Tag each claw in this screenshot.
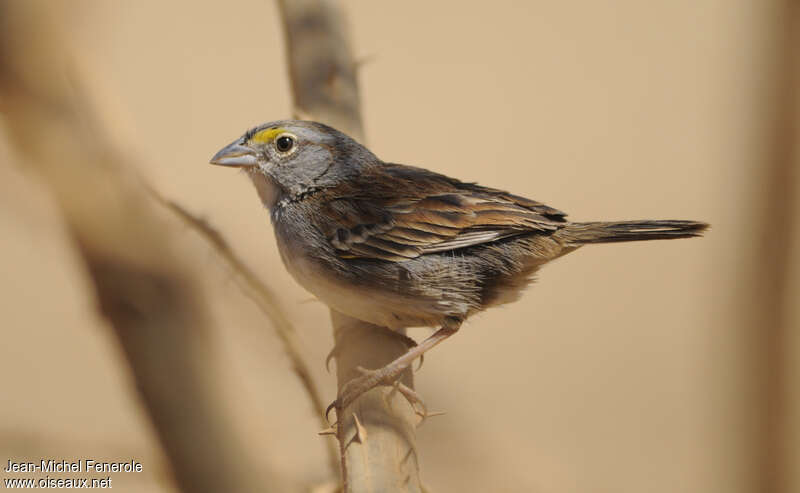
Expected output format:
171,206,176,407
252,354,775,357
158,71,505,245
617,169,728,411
325,345,341,373
325,400,337,423
390,382,445,425
393,382,426,417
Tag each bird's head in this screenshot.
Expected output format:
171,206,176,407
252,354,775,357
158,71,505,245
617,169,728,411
210,120,374,207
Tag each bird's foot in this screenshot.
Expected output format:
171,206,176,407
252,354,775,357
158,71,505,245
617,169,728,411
326,364,407,420
388,381,445,425
325,323,460,421
325,366,443,425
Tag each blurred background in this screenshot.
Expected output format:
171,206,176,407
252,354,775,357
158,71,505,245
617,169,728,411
0,1,797,492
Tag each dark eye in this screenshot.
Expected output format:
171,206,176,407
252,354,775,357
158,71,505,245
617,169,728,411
275,135,295,153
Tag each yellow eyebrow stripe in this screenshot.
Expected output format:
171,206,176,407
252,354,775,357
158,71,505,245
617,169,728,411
249,127,286,144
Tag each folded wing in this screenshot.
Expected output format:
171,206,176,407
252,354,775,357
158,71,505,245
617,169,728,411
321,164,567,262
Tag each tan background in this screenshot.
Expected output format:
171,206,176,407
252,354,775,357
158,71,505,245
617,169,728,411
1,1,797,492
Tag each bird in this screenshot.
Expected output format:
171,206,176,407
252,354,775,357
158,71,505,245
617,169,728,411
210,120,707,413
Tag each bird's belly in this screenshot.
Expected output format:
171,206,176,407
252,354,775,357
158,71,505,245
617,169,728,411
276,242,443,329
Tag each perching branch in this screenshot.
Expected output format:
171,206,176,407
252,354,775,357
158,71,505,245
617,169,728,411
277,0,423,491
0,3,296,492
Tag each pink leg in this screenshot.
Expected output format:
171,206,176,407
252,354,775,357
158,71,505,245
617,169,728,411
328,321,461,418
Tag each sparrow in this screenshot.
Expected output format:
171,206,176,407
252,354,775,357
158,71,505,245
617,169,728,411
211,120,707,412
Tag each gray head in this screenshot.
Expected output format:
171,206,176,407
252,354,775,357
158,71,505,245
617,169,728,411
210,120,377,208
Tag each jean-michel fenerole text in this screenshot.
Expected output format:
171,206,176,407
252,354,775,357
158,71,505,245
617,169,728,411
5,458,143,473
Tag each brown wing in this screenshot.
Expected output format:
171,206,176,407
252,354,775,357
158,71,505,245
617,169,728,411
320,163,567,262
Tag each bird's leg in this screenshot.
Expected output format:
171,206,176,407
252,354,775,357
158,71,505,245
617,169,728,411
328,318,461,419
326,325,419,373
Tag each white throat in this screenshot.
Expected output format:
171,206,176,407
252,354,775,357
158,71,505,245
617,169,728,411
247,170,280,209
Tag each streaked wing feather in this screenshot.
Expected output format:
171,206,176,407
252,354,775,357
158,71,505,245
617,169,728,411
322,164,566,261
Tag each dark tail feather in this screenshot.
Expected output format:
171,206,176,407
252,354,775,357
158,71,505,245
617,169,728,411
561,220,709,244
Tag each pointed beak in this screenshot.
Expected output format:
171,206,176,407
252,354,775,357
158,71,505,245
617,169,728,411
210,138,258,167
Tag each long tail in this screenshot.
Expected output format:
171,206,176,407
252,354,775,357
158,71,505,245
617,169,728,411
560,220,709,244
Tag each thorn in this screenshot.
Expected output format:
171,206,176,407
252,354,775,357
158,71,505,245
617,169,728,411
353,413,367,443
415,354,424,372
318,423,337,436
325,346,340,373
414,411,446,429
354,52,378,70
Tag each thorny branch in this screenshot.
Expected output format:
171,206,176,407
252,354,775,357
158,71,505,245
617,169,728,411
277,1,423,491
